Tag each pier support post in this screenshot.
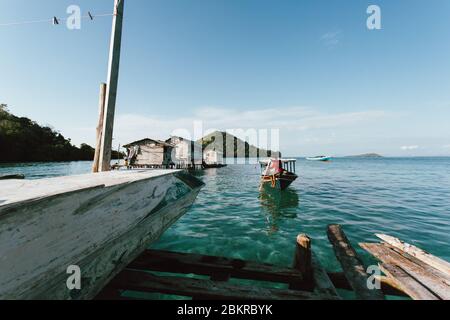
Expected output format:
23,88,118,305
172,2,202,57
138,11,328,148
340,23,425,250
290,234,313,290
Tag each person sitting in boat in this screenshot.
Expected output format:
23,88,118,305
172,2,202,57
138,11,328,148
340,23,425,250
263,159,284,176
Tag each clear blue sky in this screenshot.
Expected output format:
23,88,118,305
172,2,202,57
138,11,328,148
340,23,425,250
1,0,450,156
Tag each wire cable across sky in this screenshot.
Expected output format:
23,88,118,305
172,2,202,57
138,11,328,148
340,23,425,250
0,12,113,27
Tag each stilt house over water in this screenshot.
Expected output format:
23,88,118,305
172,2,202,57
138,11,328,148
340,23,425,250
166,136,203,169
203,148,224,166
123,138,175,168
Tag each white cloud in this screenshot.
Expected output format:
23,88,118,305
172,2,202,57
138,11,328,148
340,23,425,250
112,106,386,149
443,144,450,149
401,145,419,151
320,30,342,47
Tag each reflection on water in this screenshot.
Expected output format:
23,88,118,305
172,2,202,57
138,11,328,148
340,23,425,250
259,187,299,234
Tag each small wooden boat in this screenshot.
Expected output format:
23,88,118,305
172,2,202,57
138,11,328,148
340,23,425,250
202,161,227,169
306,156,331,162
0,169,204,300
0,174,25,180
259,159,298,191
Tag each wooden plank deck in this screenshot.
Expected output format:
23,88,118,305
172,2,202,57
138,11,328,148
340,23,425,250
127,249,304,284
327,271,408,297
97,229,422,300
360,243,450,300
376,234,450,277
101,270,338,300
379,263,439,300
92,226,447,301
96,236,342,300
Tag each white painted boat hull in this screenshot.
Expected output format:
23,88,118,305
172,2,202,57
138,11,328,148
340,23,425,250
306,157,331,162
0,170,204,300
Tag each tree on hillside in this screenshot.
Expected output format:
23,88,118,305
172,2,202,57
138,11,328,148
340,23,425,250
0,105,96,163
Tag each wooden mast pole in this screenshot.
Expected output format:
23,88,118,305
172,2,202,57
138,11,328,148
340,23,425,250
92,83,107,173
99,0,125,172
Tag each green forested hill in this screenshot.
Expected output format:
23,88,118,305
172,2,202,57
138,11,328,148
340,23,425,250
0,104,95,163
199,131,282,158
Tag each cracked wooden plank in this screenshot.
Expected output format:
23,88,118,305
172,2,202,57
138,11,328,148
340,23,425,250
379,263,438,300
376,234,450,278
360,243,450,300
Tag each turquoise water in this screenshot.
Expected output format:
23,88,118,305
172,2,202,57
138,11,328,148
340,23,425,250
1,158,449,296
153,157,450,273
0,162,93,179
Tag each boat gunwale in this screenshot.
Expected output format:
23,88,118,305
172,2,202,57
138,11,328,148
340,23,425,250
0,170,183,215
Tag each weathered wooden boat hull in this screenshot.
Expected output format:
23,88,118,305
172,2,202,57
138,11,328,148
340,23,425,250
0,170,204,300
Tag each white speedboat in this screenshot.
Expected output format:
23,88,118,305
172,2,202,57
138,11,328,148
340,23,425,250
306,156,331,162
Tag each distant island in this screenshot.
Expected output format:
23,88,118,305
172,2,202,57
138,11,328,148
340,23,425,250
0,104,120,163
345,153,384,158
198,131,281,158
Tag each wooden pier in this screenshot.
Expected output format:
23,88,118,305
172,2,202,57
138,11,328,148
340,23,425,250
97,225,449,300
96,247,339,300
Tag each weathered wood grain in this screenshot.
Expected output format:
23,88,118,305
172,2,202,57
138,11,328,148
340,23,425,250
376,234,450,278
107,270,339,300
387,246,450,286
311,254,339,298
92,82,107,173
0,170,175,210
99,0,125,172
293,235,312,279
327,272,408,297
327,225,384,300
360,243,450,300
0,170,203,300
379,263,439,300
127,249,303,284
290,234,313,290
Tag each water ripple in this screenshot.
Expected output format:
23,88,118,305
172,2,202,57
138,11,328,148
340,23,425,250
154,157,450,268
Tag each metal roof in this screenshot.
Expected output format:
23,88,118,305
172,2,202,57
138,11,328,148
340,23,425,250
123,138,175,148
